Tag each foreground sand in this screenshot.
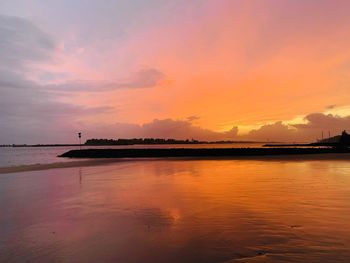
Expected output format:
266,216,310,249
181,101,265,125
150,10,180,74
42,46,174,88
1,153,350,174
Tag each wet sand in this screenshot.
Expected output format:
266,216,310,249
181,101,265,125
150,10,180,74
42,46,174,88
1,158,350,262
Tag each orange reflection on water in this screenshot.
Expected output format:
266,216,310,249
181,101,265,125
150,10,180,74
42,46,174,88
1,159,350,262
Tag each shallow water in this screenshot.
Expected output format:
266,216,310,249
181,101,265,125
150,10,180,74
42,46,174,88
0,143,264,167
1,159,350,262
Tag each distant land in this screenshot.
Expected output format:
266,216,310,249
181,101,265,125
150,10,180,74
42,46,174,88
84,138,264,145
2,131,349,148
57,133,350,159
0,138,267,147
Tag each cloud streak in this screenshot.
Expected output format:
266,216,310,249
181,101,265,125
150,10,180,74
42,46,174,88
47,68,165,92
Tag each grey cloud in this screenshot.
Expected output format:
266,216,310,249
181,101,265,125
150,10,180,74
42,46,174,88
140,119,237,141
187,115,200,122
0,85,114,143
0,14,55,69
244,113,350,142
223,126,239,138
293,113,350,133
119,68,165,89
0,14,56,90
0,69,34,89
326,104,337,110
244,121,296,142
48,68,165,92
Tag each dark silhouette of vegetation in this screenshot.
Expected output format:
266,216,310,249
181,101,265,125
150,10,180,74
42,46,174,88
0,140,263,148
84,138,263,146
85,138,201,145
340,130,350,145
265,131,350,148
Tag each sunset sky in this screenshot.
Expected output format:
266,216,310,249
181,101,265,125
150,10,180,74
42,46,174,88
1,0,350,143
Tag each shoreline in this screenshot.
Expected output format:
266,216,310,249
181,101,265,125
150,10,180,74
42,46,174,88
1,152,350,175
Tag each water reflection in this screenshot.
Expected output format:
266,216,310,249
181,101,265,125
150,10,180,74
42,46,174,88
78,167,82,187
1,159,350,262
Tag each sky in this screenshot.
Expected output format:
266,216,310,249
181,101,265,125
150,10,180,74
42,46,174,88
1,0,350,144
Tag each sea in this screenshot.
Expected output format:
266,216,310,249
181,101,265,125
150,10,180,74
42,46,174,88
0,143,264,167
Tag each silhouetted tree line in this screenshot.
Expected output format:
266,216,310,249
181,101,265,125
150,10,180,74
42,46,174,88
85,138,201,145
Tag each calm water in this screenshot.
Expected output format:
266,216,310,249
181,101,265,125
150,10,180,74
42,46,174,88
0,143,264,167
1,159,350,262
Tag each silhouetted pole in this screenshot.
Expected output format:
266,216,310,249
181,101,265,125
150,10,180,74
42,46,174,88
78,132,82,150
